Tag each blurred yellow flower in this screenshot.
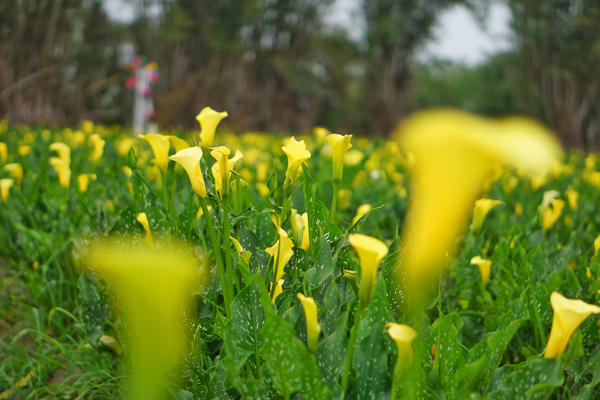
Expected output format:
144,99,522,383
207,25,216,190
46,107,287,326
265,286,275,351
344,149,364,167
49,142,71,188
89,240,198,400
313,127,330,147
256,182,270,197
77,173,91,192
0,142,6,163
196,107,227,147
137,212,153,249
514,202,523,217
470,199,502,232
352,204,372,225
141,134,170,172
297,293,321,353
327,133,352,183
385,322,417,382
539,193,565,231
0,178,13,201
566,186,579,211
396,109,562,301
545,292,600,358
18,145,32,157
282,137,311,197
348,234,388,308
265,227,294,283
81,120,94,135
117,137,136,157
89,134,106,166
470,256,491,286
4,163,23,185
169,146,206,198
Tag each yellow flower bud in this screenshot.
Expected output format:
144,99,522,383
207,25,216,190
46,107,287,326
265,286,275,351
385,322,417,382
545,292,600,358
196,107,228,147
470,199,502,232
327,133,352,183
140,134,170,172
169,146,206,198
470,256,491,286
0,178,13,201
348,234,389,308
137,212,153,249
282,137,311,197
297,293,321,353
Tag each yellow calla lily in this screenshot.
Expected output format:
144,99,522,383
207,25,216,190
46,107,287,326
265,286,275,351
297,293,321,353
271,279,284,303
167,136,190,153
141,134,170,172
77,173,91,192
282,137,311,197
566,186,579,211
470,199,502,232
18,145,32,157
196,107,228,147
301,212,310,251
4,163,23,185
49,142,71,188
230,236,251,264
538,192,565,231
211,147,243,198
545,292,600,358
352,204,372,225
470,256,491,286
89,240,198,400
169,146,206,198
327,133,352,183
385,322,417,382
0,142,7,163
1,178,13,201
289,209,305,245
265,227,295,283
348,234,389,308
137,212,154,249
396,109,562,301
88,133,105,166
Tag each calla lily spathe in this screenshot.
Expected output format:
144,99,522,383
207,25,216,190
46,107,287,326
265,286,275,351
282,137,311,197
169,146,206,198
0,143,7,163
90,240,198,400
470,199,502,232
539,191,565,231
386,322,417,382
167,136,190,153
0,178,13,201
301,212,310,250
141,134,170,172
4,163,23,185
297,293,321,353
348,234,389,308
49,142,71,188
265,227,294,283
196,107,228,147
211,146,243,198
545,292,600,358
397,109,562,301
327,133,352,183
470,256,491,286
137,212,154,249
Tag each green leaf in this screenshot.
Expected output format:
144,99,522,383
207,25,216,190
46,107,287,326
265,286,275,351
305,228,334,293
316,310,348,398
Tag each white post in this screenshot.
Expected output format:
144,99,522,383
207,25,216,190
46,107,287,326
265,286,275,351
132,67,149,136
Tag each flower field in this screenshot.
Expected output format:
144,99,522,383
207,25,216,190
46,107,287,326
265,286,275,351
2,110,600,400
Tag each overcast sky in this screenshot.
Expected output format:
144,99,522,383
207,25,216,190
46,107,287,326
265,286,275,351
103,0,513,66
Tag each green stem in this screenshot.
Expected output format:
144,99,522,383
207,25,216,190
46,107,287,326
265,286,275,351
200,197,231,317
342,305,363,392
170,166,178,215
330,181,339,222
390,379,397,400
161,169,169,215
222,195,240,294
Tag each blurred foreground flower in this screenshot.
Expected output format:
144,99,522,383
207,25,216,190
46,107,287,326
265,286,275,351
89,240,198,400
545,292,600,358
397,109,562,303
196,107,227,147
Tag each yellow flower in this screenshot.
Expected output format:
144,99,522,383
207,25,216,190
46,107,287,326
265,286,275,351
49,142,71,188
0,142,6,163
297,293,321,353
327,133,352,183
348,234,389,308
470,199,502,232
211,147,243,198
77,173,91,192
515,202,523,216
593,235,600,261
4,163,23,185
265,228,295,283
256,182,270,197
352,204,372,225
544,292,600,358
141,134,170,172
1,178,13,201
169,146,206,198
117,137,136,157
271,279,284,303
538,192,565,231
566,186,579,211
88,134,106,166
289,209,305,245
137,212,154,249
282,137,311,197
470,256,491,286
257,162,269,182
18,145,32,157
167,136,190,153
385,322,417,382
301,213,310,251
313,127,330,147
396,109,562,300
196,107,228,147
89,240,198,400
344,149,364,166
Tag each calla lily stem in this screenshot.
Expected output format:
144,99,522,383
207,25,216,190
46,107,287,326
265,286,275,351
342,305,363,392
200,197,231,317
330,181,339,222
222,195,240,294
